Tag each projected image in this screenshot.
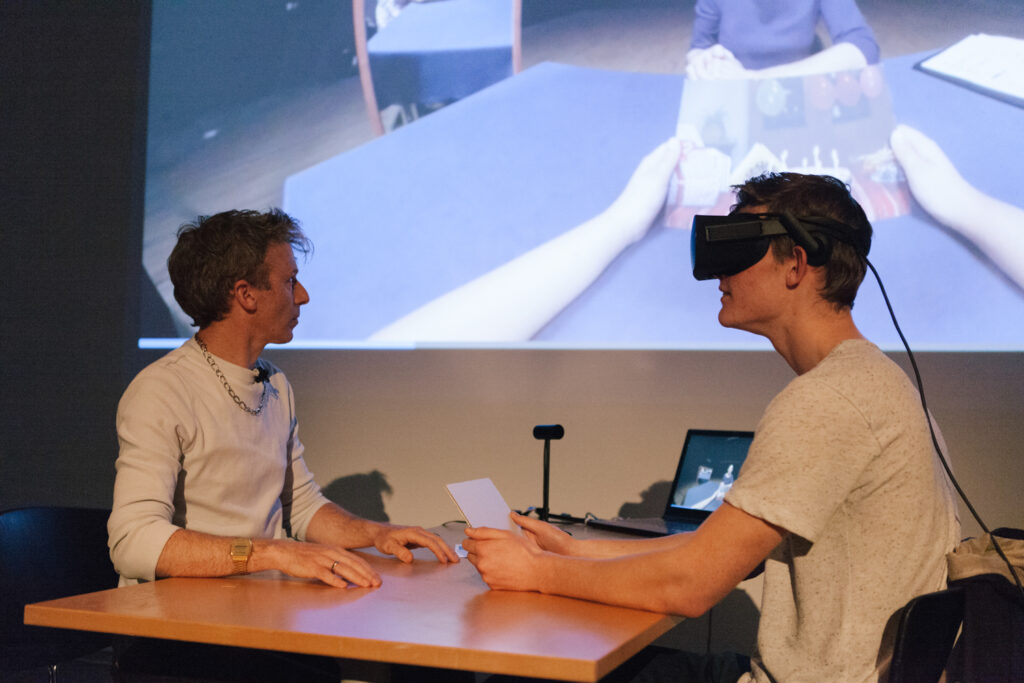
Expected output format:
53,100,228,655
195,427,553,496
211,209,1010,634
665,66,908,228
140,1,1024,350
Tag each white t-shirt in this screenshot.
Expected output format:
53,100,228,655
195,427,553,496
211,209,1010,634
727,340,960,682
108,339,329,584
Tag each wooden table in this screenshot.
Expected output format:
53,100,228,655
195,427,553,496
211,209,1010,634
24,526,680,681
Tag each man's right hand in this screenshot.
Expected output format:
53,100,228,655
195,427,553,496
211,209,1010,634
254,538,381,588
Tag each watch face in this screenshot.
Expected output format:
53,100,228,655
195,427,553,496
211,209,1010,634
231,539,251,556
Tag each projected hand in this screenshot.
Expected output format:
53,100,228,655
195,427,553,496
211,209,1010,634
891,124,1024,291
686,45,748,80
604,136,683,243
890,124,975,229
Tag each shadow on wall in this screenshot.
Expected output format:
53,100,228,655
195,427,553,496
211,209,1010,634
654,586,761,655
322,470,393,522
618,480,673,518
710,585,760,653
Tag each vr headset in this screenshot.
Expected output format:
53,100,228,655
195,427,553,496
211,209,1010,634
690,212,872,280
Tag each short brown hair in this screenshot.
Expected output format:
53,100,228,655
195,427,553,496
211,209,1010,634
731,173,872,310
168,209,312,329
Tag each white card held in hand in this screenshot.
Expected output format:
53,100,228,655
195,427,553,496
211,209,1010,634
446,477,519,533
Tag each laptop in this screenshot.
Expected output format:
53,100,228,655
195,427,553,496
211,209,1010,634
586,429,755,537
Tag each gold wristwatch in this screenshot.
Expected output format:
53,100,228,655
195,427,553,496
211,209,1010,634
230,537,253,575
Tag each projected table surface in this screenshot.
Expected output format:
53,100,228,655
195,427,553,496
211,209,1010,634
24,529,680,682
283,52,1024,349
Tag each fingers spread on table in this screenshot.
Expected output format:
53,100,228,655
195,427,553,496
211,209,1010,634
378,527,459,564
400,526,460,563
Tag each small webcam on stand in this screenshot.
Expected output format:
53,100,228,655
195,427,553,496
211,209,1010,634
532,424,564,522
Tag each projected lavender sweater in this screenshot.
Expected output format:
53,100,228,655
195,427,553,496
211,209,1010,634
690,0,880,70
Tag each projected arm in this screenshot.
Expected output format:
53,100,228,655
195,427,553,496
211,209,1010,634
891,124,1024,292
687,42,868,80
685,44,747,80
750,42,868,79
369,138,682,343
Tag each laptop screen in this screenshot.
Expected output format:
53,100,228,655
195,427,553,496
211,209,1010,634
666,429,754,516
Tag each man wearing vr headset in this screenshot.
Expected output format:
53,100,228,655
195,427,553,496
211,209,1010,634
465,172,960,682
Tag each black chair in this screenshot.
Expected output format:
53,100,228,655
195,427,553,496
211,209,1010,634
0,506,118,682
889,585,965,683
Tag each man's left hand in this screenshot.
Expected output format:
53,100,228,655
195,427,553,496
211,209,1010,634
372,524,460,564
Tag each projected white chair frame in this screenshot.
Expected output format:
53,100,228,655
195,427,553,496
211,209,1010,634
353,0,522,135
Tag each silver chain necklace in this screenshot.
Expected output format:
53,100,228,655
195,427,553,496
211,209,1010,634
194,334,268,416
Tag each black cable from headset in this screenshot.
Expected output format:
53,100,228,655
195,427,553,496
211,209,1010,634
866,258,1024,597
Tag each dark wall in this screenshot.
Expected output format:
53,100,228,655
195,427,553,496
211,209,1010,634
148,0,355,152
523,0,680,25
0,3,150,509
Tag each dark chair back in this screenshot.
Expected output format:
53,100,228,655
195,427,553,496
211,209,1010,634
889,585,964,683
0,506,118,674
